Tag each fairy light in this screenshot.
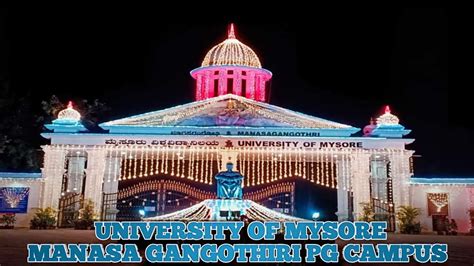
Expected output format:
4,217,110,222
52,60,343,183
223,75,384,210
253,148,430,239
149,145,155,175
133,146,139,179
138,146,144,178
316,151,320,184
156,147,162,174
256,148,261,185
201,24,262,68
106,147,112,182
289,148,293,177
200,148,205,183
204,148,209,184
57,101,81,121
164,147,169,175
182,146,187,178
103,94,350,130
176,148,181,178
310,149,315,183
126,148,132,179
143,146,149,177
113,148,120,182
302,148,307,179
283,150,288,178
265,149,273,183
278,153,283,179
330,149,335,188
188,148,194,180
376,105,400,125
324,150,329,187
209,152,214,185
251,148,256,185
172,148,177,176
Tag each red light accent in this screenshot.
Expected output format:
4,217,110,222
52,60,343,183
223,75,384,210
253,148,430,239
67,101,73,108
384,105,391,114
228,23,236,39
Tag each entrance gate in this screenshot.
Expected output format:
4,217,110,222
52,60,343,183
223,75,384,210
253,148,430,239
57,193,84,227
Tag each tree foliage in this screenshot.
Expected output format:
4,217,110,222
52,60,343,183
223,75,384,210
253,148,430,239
0,81,110,171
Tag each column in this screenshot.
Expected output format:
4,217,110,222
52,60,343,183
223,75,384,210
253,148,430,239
218,70,226,96
84,148,107,214
40,145,67,209
196,74,203,100
247,72,256,99
233,71,241,96
335,155,350,221
370,157,389,201
351,152,371,220
389,150,413,208
204,71,211,99
66,154,87,193
102,150,122,220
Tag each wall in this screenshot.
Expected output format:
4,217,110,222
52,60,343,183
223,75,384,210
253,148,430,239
0,173,43,228
410,184,473,233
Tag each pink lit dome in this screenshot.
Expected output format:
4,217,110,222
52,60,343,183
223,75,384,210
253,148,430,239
191,24,272,102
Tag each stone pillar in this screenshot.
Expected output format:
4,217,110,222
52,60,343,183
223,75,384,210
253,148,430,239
336,155,350,221
84,149,107,213
41,146,67,209
389,150,413,208
351,152,371,219
65,154,87,194
370,157,389,201
102,153,122,220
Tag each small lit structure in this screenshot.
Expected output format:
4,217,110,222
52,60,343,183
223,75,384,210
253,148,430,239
44,101,86,133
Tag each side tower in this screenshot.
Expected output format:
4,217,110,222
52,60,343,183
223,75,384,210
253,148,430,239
191,24,272,102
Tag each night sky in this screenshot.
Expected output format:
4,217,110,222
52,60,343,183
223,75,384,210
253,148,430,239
1,8,462,177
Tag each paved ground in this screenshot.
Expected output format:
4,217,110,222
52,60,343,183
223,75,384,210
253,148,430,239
0,229,473,265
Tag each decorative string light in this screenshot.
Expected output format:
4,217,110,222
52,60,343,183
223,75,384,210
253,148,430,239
200,148,205,183
251,148,256,185
278,153,283,179
310,150,315,183
144,146,149,177
324,150,329,187
316,151,321,184
302,148,307,179
209,152,214,185
188,148,194,180
265,149,273,183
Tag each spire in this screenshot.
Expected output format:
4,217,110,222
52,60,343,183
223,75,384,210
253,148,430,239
384,105,391,114
67,101,73,109
228,23,236,39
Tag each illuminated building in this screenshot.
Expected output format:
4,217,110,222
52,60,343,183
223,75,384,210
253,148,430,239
0,25,472,233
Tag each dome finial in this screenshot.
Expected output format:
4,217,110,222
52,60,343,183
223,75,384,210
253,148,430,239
228,23,236,39
377,105,399,125
67,101,73,109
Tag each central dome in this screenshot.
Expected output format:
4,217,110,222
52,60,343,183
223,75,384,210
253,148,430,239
201,24,262,68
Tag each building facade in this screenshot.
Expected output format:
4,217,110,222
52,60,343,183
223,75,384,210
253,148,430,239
0,25,472,233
